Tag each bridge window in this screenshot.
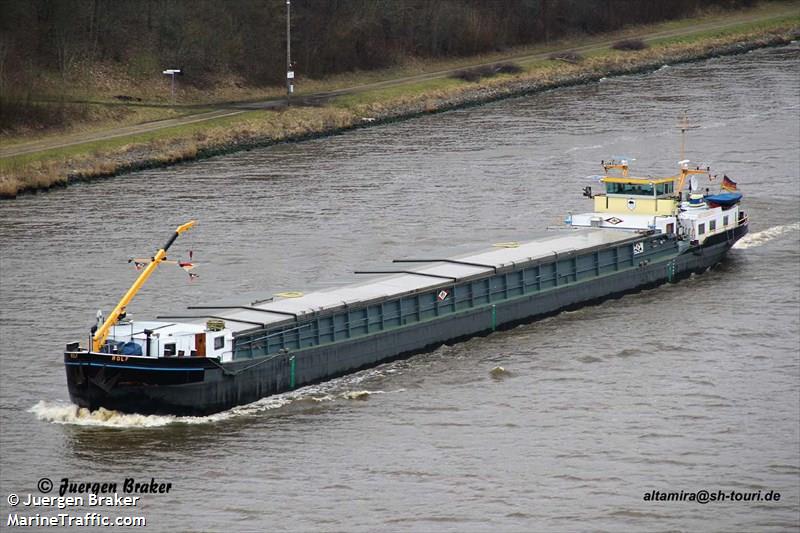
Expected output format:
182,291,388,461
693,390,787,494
214,336,225,350
709,220,716,231
655,182,674,196
698,223,706,235
723,215,729,226
606,182,654,196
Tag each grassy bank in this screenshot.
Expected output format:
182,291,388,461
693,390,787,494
1,6,798,199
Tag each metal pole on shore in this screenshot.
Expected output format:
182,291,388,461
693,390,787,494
286,0,292,106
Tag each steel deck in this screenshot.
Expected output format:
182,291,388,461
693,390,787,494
156,228,638,333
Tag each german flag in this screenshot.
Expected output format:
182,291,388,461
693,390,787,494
721,175,738,192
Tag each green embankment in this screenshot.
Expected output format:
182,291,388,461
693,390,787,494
1,3,798,199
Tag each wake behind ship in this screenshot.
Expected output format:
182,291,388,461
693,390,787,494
64,157,748,415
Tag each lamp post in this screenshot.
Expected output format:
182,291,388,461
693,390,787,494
286,0,293,105
162,69,181,104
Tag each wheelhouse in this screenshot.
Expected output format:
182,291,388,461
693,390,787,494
603,178,675,197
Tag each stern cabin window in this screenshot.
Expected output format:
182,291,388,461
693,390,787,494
164,343,176,356
709,220,716,231
698,223,706,235
214,336,225,350
723,215,729,226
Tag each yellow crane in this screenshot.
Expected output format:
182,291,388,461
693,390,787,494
92,220,196,352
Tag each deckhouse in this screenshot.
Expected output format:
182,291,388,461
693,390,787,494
567,158,744,244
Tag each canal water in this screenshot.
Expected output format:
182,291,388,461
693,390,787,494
1,44,798,531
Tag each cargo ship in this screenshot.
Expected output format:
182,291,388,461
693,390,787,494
64,158,747,415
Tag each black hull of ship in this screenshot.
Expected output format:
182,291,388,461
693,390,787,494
65,225,747,416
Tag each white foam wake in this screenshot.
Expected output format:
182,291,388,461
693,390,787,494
29,401,191,427
733,222,800,250
30,386,387,428
565,143,603,153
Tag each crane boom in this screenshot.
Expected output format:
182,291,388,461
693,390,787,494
92,220,196,352
675,166,710,196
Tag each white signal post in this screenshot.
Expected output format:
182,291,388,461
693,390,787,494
162,69,182,104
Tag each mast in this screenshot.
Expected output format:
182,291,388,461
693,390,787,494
675,112,703,196
679,112,688,162
92,220,196,352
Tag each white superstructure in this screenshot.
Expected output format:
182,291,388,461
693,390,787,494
567,158,743,244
